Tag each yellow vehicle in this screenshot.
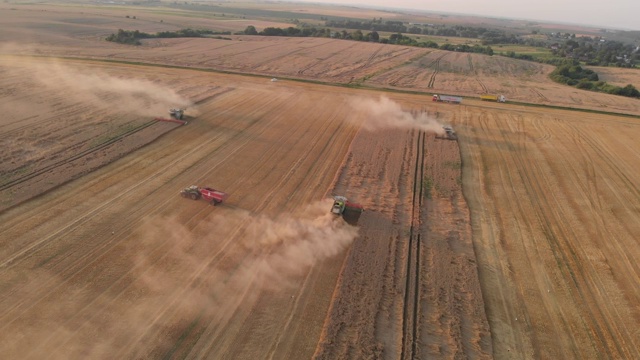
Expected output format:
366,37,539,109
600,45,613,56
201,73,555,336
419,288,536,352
480,94,506,102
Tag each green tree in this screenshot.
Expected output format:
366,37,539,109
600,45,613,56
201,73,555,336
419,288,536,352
244,25,258,35
351,30,363,41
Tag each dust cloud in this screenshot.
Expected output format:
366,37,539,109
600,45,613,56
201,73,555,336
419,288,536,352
3,200,357,358
240,199,358,288
9,55,190,117
135,199,357,295
350,95,445,134
124,199,359,354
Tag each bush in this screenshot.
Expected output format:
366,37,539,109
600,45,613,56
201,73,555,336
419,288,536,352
550,64,639,98
576,80,593,90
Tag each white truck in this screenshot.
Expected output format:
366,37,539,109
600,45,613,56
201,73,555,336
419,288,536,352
432,94,462,104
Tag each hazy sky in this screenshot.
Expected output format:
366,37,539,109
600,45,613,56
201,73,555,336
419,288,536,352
292,0,640,31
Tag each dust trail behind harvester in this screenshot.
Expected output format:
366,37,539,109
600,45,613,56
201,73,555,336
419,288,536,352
11,200,357,358
350,95,445,135
27,58,191,116
239,199,358,288
127,199,359,356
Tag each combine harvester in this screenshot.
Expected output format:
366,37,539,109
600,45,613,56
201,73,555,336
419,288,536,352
155,108,188,125
480,94,506,103
180,185,229,206
436,125,458,140
432,94,462,104
331,196,364,225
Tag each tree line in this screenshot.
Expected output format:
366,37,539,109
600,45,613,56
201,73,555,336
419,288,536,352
326,20,524,45
550,37,639,68
550,61,639,98
325,19,639,68
105,29,231,45
243,25,494,55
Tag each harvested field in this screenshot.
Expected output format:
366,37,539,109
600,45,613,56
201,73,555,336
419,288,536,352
457,103,640,358
0,56,490,358
2,3,640,360
590,66,640,88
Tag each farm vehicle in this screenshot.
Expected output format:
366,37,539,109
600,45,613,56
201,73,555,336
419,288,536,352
436,126,458,140
169,108,185,120
480,94,506,103
180,185,229,205
432,94,462,104
155,108,188,125
331,196,364,225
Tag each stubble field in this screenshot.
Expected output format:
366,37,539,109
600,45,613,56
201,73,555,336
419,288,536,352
1,3,640,359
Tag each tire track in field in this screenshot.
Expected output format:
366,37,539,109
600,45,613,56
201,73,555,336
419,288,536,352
245,38,336,73
363,44,385,67
531,88,549,102
468,54,488,93
400,130,425,360
297,47,347,76
339,47,418,83
339,44,386,81
427,52,449,89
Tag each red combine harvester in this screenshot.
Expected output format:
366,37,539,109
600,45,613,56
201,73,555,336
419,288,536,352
331,196,364,225
180,185,229,205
